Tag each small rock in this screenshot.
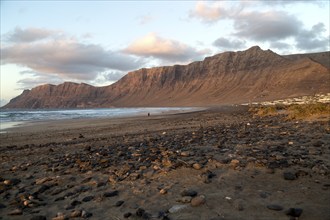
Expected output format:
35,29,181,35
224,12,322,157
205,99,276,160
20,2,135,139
136,208,145,217
81,210,93,218
123,212,132,218
115,200,124,207
283,171,297,180
191,195,206,207
159,189,167,194
8,208,23,215
103,190,119,197
230,159,240,168
180,151,190,157
82,196,94,202
35,177,51,185
71,200,82,206
181,189,197,197
286,208,303,217
267,204,284,211
193,163,202,170
177,196,192,203
30,216,47,220
70,210,82,218
168,205,188,213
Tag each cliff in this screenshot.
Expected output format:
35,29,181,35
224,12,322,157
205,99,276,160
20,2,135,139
3,46,330,109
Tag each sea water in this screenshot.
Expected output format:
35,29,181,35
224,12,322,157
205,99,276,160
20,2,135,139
0,107,195,132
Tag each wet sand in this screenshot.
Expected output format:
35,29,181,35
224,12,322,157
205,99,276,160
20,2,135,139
0,106,329,220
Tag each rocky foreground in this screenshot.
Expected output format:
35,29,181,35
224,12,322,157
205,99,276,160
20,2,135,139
0,106,329,220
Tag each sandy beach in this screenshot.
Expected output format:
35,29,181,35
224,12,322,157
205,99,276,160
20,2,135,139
0,106,329,220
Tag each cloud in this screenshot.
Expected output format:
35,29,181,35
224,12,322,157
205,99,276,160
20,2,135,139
233,11,301,41
189,1,226,23
1,27,144,83
213,37,246,50
295,23,330,51
190,1,329,53
4,27,57,43
123,33,207,63
92,71,126,86
16,72,64,90
269,41,292,50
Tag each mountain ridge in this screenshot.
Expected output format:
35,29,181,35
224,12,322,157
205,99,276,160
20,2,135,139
3,46,330,109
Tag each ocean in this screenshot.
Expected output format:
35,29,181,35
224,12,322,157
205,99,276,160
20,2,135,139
0,107,195,132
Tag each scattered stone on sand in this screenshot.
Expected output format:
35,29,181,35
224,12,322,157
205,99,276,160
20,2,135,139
267,204,284,211
177,196,192,203
82,196,94,202
168,204,188,213
70,210,82,218
181,189,198,197
283,171,297,180
123,212,132,218
191,195,206,207
159,188,167,194
192,163,202,170
286,208,303,217
8,208,23,215
103,190,119,197
115,200,124,207
136,208,146,217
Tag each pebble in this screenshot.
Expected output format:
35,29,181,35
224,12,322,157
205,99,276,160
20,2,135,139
136,208,146,217
181,189,198,197
283,171,297,180
8,208,23,215
177,196,192,203
267,204,284,211
193,163,202,170
286,208,303,217
70,210,82,218
103,190,119,197
115,200,124,207
71,200,82,206
82,196,94,202
81,210,93,218
123,212,132,218
168,204,188,213
191,195,206,207
159,189,167,194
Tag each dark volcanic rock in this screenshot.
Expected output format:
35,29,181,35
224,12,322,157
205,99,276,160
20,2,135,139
181,189,198,197
286,208,303,217
283,171,297,180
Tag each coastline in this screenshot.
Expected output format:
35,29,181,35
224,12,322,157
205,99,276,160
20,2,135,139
0,107,205,134
0,105,329,219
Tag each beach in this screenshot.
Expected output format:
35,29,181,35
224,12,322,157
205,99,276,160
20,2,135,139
0,106,329,220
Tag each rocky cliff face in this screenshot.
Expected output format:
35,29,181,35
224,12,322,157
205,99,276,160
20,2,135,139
3,46,330,109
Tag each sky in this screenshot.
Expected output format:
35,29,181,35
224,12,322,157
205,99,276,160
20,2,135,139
1,0,329,106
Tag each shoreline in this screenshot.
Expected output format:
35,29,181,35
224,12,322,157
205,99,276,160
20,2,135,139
0,106,206,134
0,105,329,220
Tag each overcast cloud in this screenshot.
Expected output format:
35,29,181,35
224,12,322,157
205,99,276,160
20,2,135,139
213,37,246,50
190,1,329,52
4,27,57,43
1,27,144,89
